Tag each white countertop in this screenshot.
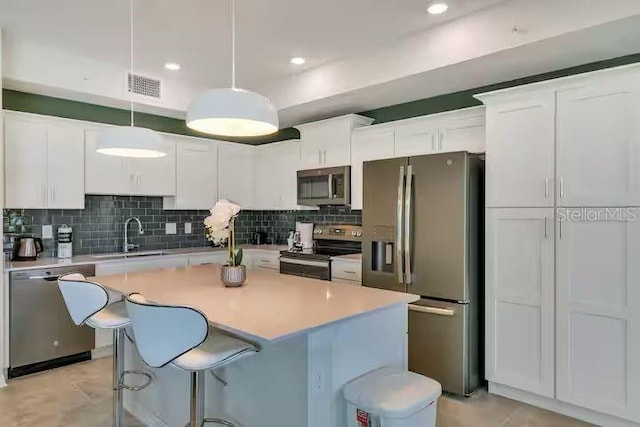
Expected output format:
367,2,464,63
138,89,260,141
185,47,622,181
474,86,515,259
4,245,288,272
94,264,417,343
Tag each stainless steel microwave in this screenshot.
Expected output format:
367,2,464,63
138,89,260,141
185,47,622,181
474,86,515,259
297,166,351,206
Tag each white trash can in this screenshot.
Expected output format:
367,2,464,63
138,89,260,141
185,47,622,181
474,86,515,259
343,367,442,427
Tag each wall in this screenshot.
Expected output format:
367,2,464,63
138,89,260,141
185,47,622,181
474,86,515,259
3,196,361,256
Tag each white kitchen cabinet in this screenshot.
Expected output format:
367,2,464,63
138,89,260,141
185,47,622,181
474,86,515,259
188,252,228,266
556,75,640,207
250,250,280,271
482,92,556,208
350,126,395,210
218,141,255,209
85,128,176,196
254,140,300,210
164,137,218,210
5,112,84,209
85,128,130,195
394,117,439,157
485,208,555,398
556,213,640,421
127,135,176,196
331,258,362,284
438,109,485,153
297,115,373,169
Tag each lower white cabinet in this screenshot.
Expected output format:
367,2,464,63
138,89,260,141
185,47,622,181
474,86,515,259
556,213,640,422
485,208,555,398
188,252,228,266
249,250,280,271
331,258,362,284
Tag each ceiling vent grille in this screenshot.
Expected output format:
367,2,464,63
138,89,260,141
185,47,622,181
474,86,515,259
127,73,161,99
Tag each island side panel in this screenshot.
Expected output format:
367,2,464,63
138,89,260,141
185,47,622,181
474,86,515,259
308,303,409,427
123,334,309,427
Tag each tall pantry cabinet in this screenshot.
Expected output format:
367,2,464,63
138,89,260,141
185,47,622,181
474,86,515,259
477,64,640,426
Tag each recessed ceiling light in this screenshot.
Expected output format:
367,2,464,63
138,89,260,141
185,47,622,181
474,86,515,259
427,2,448,14
164,62,181,71
290,57,306,65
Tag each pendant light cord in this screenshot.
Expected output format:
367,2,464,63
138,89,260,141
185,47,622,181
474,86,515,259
231,0,236,89
130,0,135,126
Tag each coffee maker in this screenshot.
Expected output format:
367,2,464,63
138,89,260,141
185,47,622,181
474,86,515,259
295,222,314,250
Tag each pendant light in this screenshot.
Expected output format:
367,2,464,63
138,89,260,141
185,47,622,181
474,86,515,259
186,0,279,137
96,0,166,158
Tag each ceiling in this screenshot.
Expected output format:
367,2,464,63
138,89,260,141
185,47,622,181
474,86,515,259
0,0,508,90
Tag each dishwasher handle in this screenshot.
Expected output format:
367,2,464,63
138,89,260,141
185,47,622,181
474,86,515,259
408,304,455,316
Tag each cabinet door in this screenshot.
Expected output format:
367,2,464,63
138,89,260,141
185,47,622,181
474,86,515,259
556,211,640,421
218,142,254,208
350,127,395,210
299,121,351,168
299,126,326,168
85,129,131,195
485,208,554,398
46,123,85,209
173,138,217,209
277,140,302,209
394,118,438,157
485,93,555,207
557,76,640,206
254,146,280,209
128,136,176,196
438,110,485,153
4,115,48,208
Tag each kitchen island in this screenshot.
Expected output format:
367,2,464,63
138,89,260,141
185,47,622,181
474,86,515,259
95,264,418,427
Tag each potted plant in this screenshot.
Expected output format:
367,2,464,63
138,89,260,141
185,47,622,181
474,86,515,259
204,199,246,287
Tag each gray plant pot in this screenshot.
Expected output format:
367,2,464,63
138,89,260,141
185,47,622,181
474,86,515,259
221,265,247,287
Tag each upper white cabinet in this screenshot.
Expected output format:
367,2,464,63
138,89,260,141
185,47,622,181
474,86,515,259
254,140,300,210
296,115,373,169
481,92,556,208
218,141,254,209
394,108,485,157
556,213,640,422
485,208,555,398
164,137,218,210
556,75,640,207
5,112,84,209
350,127,395,210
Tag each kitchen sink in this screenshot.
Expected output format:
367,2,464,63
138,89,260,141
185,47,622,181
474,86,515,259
91,251,167,260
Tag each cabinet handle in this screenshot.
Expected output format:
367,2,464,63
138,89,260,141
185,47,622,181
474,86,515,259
318,151,322,164
343,270,357,275
560,177,565,198
544,178,549,199
544,217,548,238
559,218,563,239
438,131,443,150
323,150,327,164
41,186,46,204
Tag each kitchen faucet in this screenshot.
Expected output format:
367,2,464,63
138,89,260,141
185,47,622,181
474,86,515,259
123,217,144,253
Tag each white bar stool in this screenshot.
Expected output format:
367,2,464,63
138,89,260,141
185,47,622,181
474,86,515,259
57,273,152,427
124,293,260,427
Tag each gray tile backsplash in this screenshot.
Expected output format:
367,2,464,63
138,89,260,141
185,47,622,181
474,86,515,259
3,196,361,257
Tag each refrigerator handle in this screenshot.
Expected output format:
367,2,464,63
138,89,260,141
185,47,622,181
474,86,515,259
408,304,455,316
397,166,405,284
328,174,334,199
404,164,413,285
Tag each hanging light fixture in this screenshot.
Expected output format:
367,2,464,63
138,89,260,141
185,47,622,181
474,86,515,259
96,0,166,158
186,0,279,137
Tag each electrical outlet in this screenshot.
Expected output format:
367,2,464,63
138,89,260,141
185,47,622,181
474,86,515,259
185,223,192,234
42,225,53,239
165,223,177,235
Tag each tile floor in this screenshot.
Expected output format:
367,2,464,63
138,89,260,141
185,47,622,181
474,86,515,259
0,356,595,427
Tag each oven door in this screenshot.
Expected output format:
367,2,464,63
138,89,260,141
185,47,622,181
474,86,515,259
279,257,331,281
297,166,350,206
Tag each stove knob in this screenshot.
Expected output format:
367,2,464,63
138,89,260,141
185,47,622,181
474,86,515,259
351,231,357,236
317,229,323,234
356,232,362,237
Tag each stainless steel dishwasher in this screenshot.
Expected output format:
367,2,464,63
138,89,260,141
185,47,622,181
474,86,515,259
9,264,96,378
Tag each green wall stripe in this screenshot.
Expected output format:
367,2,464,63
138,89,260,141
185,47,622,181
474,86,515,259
361,53,640,124
1,89,300,145
3,53,640,141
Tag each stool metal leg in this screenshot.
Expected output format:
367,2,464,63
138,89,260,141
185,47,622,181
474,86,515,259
113,328,125,427
189,371,205,427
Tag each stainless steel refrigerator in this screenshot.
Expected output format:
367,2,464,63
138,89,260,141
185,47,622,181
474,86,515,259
362,151,483,396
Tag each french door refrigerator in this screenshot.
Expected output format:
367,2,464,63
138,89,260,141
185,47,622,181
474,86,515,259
362,151,483,395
